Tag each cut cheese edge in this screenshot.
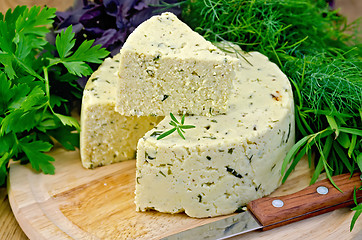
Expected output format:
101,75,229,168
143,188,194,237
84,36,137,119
135,47,295,218
116,12,237,117
80,54,163,168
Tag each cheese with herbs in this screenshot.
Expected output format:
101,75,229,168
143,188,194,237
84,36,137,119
80,54,163,169
115,12,237,117
135,49,295,218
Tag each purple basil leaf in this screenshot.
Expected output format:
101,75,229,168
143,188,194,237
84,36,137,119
103,0,120,16
133,1,148,11
80,5,117,30
54,3,95,30
77,76,88,88
79,4,104,22
119,0,139,18
84,27,107,36
72,23,84,34
129,7,157,28
94,28,127,48
109,44,123,56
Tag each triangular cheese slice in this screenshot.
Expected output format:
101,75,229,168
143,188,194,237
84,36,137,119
115,12,237,116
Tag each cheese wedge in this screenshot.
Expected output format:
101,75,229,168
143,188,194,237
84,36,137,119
116,12,237,117
80,54,163,168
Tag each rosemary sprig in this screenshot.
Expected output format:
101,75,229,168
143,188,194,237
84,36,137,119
157,113,195,140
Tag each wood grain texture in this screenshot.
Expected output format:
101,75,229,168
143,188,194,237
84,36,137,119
7,147,362,240
247,173,362,230
0,188,28,240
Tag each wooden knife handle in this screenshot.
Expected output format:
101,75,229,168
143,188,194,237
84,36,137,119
247,172,362,230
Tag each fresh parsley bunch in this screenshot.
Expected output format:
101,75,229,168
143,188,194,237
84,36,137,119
0,6,109,186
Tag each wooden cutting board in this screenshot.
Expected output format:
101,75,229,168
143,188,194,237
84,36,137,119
8,147,362,240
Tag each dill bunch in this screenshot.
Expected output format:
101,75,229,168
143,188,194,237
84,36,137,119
182,0,360,55
287,52,361,132
181,0,361,176
182,0,361,229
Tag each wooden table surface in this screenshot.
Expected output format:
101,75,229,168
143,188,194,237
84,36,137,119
0,0,361,239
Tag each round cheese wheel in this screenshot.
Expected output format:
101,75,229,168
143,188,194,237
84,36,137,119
135,48,295,218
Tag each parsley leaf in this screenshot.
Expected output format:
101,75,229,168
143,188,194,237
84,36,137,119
0,6,109,186
15,6,56,37
55,26,75,59
19,139,54,174
54,113,80,131
61,61,92,77
67,39,108,64
7,83,31,110
52,25,109,77
1,109,37,135
0,72,12,112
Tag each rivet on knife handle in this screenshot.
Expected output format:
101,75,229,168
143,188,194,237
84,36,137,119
247,172,362,231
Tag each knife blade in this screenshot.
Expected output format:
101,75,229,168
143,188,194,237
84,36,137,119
162,172,362,240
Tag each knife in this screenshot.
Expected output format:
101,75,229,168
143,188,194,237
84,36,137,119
162,172,362,240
